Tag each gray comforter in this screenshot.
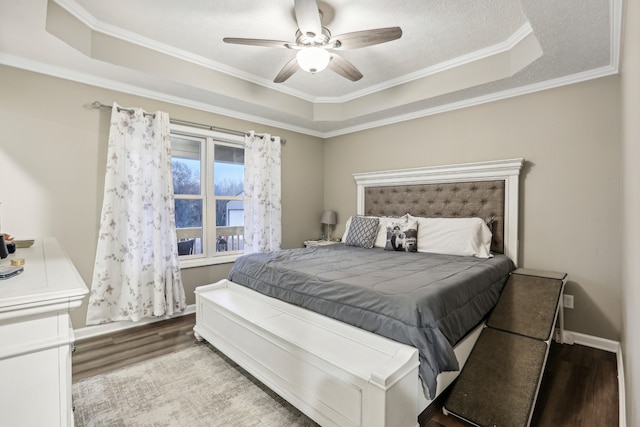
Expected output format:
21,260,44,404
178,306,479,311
228,244,514,397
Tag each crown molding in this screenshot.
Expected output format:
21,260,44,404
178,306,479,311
51,0,537,105
51,0,317,102
610,0,623,72
0,53,325,138
322,64,619,138
0,50,618,141
315,22,535,104
4,0,623,139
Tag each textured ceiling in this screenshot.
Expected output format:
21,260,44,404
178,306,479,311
0,0,621,137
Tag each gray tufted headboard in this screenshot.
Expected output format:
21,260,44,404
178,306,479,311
353,158,523,264
363,180,506,254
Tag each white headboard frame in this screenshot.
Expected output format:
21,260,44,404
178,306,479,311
353,158,524,265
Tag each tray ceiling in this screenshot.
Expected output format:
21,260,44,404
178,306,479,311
0,0,622,137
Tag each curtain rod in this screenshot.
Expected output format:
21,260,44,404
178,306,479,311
90,101,286,144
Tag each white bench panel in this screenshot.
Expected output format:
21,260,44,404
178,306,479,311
195,280,421,427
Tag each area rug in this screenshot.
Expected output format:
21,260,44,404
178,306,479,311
72,342,318,427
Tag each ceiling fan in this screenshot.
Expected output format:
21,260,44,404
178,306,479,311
223,0,402,83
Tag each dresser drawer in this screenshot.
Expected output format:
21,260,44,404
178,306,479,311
0,312,72,360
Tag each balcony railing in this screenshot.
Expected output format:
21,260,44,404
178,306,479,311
176,226,244,255
215,226,244,252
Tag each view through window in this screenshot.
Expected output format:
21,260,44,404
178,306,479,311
171,126,245,261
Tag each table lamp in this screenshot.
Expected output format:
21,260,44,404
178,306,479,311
321,210,337,241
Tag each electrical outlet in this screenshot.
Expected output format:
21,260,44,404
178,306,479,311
563,294,574,309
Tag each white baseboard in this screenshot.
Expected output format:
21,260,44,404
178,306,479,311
567,330,620,353
563,330,625,427
73,304,196,341
616,345,626,427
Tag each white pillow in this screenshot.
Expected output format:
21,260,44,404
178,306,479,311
373,217,388,248
411,216,493,258
341,216,353,242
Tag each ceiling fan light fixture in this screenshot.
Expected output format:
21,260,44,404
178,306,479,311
223,1,401,83
296,47,330,74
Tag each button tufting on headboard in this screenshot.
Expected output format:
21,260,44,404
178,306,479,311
364,180,506,253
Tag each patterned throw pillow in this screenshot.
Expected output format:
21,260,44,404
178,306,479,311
344,216,380,248
384,217,418,252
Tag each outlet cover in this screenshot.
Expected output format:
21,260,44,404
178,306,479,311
563,294,574,309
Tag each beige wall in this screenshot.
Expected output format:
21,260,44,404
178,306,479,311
621,0,640,423
324,76,622,341
0,59,627,355
0,65,325,328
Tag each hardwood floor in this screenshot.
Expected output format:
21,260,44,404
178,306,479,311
72,314,197,381
422,342,619,427
73,315,619,426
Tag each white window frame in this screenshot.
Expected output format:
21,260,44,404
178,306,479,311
171,123,245,268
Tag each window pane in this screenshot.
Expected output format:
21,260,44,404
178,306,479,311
174,199,202,229
215,200,244,253
175,199,203,255
172,137,201,195
177,237,201,256
214,145,244,196
216,199,244,227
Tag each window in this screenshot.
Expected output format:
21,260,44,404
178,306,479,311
170,124,245,266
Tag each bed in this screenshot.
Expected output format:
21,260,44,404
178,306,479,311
194,158,524,427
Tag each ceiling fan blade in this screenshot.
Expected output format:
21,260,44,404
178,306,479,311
327,53,363,81
223,38,291,48
274,57,300,83
294,0,322,38
329,27,403,50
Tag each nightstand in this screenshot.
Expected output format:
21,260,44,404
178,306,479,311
304,239,339,248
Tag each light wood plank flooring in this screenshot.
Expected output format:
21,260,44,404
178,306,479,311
73,314,619,426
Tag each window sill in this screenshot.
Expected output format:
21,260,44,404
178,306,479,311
179,253,242,269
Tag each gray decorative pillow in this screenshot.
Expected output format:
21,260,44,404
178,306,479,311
344,216,380,248
385,217,418,252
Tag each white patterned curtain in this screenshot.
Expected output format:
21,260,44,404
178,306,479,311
243,132,282,253
86,103,186,325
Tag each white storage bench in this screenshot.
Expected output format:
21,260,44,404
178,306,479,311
194,279,421,427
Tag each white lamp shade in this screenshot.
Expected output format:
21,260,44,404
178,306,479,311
297,47,331,73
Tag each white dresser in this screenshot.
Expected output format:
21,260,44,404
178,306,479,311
0,238,88,427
